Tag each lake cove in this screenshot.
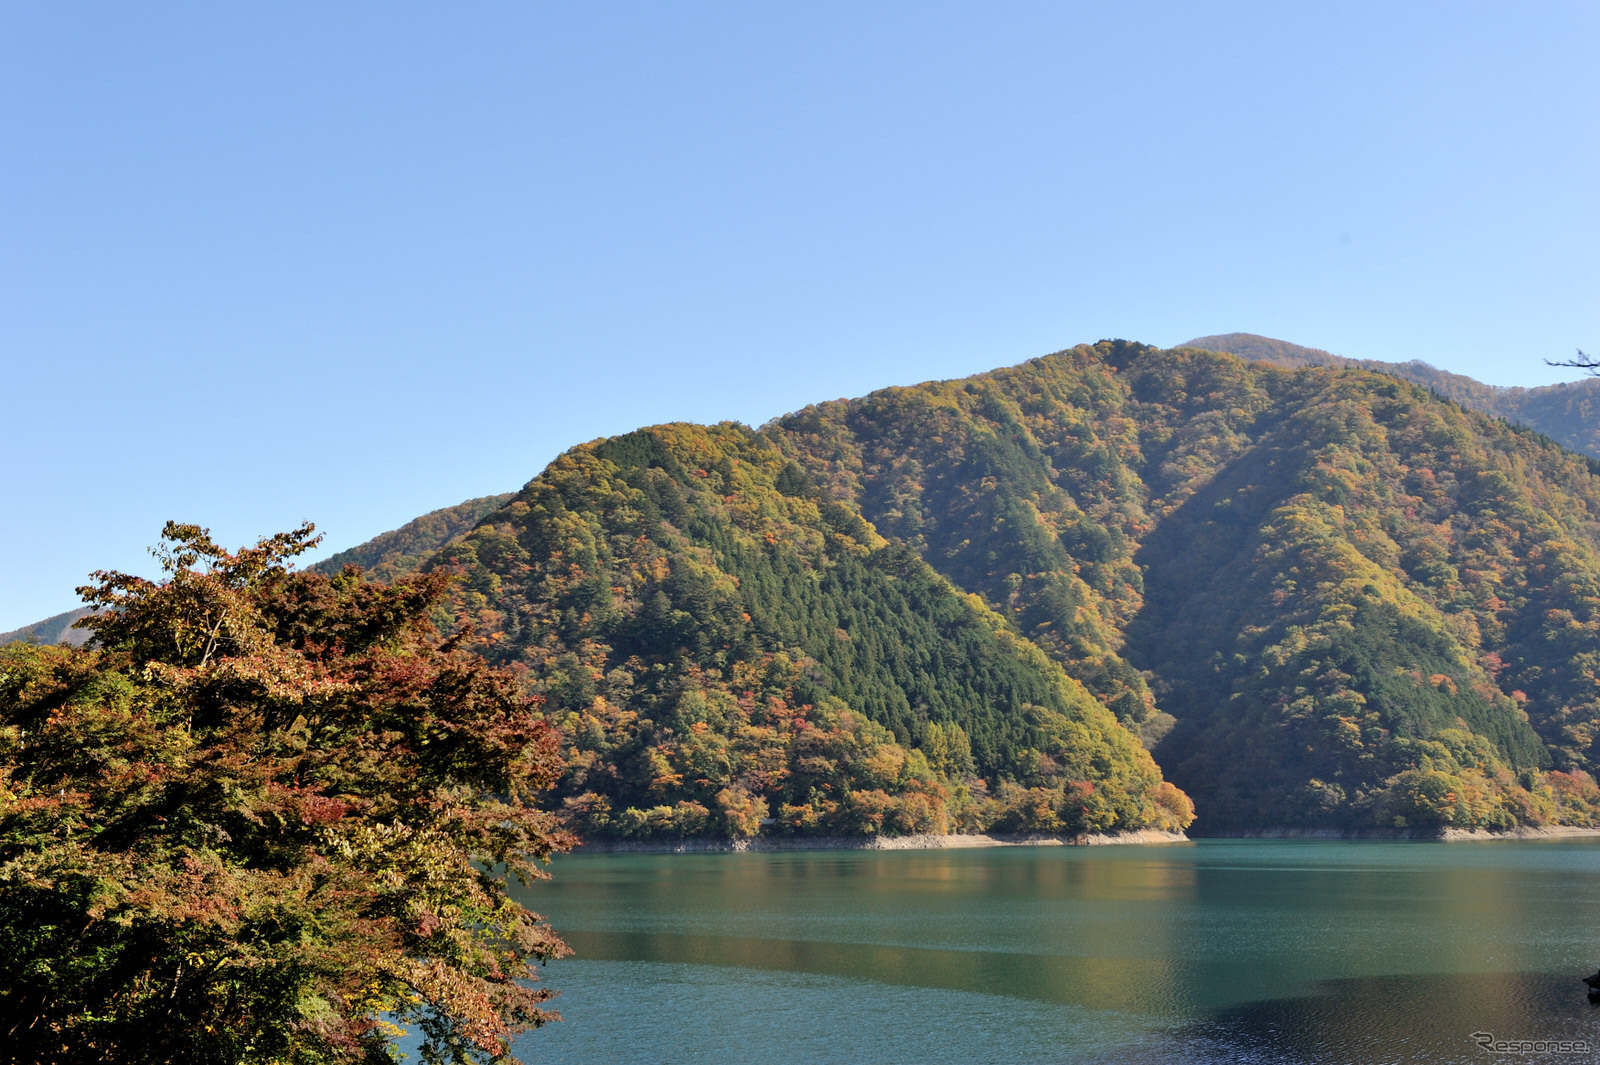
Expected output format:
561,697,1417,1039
511,840,1600,1064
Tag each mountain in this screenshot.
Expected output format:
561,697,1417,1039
1182,333,1600,461
431,341,1600,835
20,339,1600,837
2,495,514,649
309,493,515,582
0,607,92,648
431,423,1192,839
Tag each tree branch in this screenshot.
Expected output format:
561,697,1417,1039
1545,349,1598,375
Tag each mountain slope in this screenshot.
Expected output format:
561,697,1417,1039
3,495,516,649
412,341,1600,834
770,342,1600,831
310,493,515,583
0,607,92,648
430,421,1192,838
27,339,1600,836
1183,333,1600,461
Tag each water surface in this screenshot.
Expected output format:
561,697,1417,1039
509,840,1600,1063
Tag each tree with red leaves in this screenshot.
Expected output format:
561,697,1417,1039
0,522,574,1064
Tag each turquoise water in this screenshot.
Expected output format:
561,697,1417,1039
507,840,1600,1064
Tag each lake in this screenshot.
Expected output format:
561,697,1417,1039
507,840,1600,1064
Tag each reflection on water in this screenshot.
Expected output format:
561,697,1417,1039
560,927,1198,1014
1161,972,1600,1065
510,841,1600,1064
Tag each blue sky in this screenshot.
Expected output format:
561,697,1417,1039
3,2,1597,631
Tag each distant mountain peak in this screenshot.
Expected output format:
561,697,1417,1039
0,606,93,648
1181,333,1600,461
1179,333,1344,366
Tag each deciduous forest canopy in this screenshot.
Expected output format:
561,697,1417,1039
0,523,572,1065
1189,334,1600,464
426,340,1600,834
14,339,1600,843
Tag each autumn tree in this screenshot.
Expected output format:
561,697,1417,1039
0,522,574,1065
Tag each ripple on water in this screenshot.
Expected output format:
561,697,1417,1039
514,964,1600,1065
515,960,1169,1065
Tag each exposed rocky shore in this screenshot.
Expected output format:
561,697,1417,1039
567,824,1600,853
569,828,1190,854
1437,825,1600,842
1196,825,1600,841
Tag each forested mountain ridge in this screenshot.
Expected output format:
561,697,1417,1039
309,493,515,583
21,341,1600,836
421,340,1600,834
0,607,92,648
1184,333,1600,462
429,422,1193,839
2,495,513,647
773,342,1600,830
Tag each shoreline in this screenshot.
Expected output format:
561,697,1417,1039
1193,825,1600,842
569,828,1190,854
1438,824,1600,842
567,824,1600,853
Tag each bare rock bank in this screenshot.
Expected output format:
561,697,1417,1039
1198,825,1600,841
1437,825,1600,842
570,829,1190,854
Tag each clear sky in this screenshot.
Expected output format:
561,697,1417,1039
3,1,1597,632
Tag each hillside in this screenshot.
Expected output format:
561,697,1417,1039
309,493,515,583
431,423,1192,839
774,343,1600,830
21,341,1600,837
1183,333,1600,462
3,495,515,648
428,341,1600,835
0,607,92,648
